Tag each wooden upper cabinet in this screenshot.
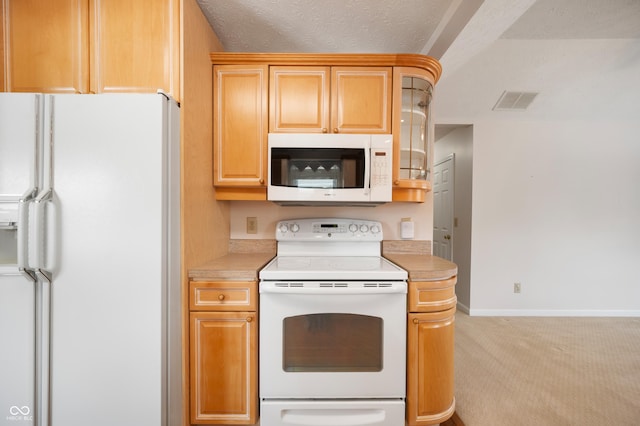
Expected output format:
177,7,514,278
392,67,436,202
213,65,268,199
269,66,391,134
2,0,89,93
332,67,391,133
269,66,329,132
91,0,179,97
1,0,180,99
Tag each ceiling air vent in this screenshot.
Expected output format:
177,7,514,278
492,91,538,111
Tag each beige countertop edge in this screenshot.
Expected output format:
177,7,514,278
383,253,458,281
188,239,456,281
188,252,275,281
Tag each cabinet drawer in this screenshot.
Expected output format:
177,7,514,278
408,277,457,312
190,281,257,311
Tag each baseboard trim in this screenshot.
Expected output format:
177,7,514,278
441,411,465,426
468,309,640,317
456,301,470,314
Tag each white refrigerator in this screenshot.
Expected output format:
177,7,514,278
0,93,181,426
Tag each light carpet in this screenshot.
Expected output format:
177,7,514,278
453,312,640,425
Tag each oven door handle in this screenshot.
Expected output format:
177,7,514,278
260,282,407,294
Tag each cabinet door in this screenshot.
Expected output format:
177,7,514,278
213,65,268,199
190,311,258,424
391,67,436,202
407,308,456,426
90,0,180,98
2,0,89,93
269,66,330,133
331,67,391,134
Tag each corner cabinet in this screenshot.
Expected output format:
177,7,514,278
189,280,258,424
392,67,436,202
209,53,441,201
269,66,391,134
1,0,180,99
213,65,269,200
406,277,457,425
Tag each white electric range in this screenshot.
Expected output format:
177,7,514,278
259,218,408,426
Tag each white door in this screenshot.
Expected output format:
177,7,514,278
433,155,454,260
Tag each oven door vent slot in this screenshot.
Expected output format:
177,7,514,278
275,282,304,288
364,282,393,288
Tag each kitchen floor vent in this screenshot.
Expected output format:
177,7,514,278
493,91,538,111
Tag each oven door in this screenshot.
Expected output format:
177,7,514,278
259,281,407,399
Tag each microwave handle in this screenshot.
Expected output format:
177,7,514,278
364,147,371,192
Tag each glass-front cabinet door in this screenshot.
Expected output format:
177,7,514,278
392,67,436,202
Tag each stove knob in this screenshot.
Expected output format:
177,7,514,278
290,223,300,233
349,223,358,233
359,224,369,233
370,225,380,234
278,223,289,233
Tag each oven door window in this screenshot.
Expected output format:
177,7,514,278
282,313,383,372
270,148,365,189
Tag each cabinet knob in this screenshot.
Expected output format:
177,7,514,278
246,316,253,323
321,128,328,133
333,128,339,133
413,318,420,324
259,178,264,184
394,180,400,185
218,294,225,301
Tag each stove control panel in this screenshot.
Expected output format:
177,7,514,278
276,218,382,241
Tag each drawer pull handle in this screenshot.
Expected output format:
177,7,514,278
218,294,225,301
246,316,253,323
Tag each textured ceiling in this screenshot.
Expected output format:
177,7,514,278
195,0,640,122
195,0,472,54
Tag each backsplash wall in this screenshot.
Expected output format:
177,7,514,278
229,199,433,241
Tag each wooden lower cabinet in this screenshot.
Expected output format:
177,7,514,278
189,281,258,425
406,274,457,426
406,308,456,425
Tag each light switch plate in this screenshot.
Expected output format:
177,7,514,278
400,220,414,239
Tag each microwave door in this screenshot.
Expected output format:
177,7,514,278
268,145,372,203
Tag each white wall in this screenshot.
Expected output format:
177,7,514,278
469,118,640,316
435,38,640,316
229,199,433,242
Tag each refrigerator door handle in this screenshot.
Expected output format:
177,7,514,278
18,189,38,281
32,188,54,282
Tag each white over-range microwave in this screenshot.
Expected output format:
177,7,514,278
267,133,393,206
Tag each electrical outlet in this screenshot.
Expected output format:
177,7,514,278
514,282,521,294
246,217,258,234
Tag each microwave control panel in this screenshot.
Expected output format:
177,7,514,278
371,149,391,188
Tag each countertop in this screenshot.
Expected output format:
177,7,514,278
188,239,457,282
188,240,276,281
382,240,458,281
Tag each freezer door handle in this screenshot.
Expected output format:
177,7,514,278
32,188,54,281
